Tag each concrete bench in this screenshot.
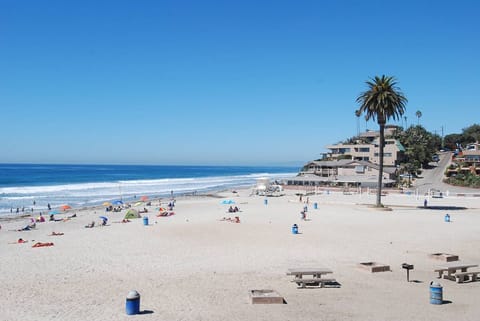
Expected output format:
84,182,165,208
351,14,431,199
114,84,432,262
434,269,445,278
454,271,480,283
292,278,336,288
435,269,458,281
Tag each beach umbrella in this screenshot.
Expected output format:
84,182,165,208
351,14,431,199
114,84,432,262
221,199,235,205
99,216,108,222
59,204,71,211
48,210,61,215
112,200,123,205
134,202,143,207
103,202,112,206
140,196,149,201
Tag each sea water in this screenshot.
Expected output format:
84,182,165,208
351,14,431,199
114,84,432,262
0,164,297,216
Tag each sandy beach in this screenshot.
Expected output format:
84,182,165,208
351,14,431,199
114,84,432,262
1,188,480,321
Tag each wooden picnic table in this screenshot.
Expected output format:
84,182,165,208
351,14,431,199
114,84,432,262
435,262,479,281
286,268,335,288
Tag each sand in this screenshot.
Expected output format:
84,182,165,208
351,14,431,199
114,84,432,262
1,189,479,321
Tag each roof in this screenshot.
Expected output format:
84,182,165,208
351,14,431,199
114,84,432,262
288,174,395,185
303,159,397,174
326,138,404,152
359,130,379,138
463,150,480,156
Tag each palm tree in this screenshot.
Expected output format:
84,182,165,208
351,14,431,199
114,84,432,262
356,75,407,207
416,110,422,125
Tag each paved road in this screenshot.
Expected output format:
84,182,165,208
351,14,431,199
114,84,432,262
413,152,479,195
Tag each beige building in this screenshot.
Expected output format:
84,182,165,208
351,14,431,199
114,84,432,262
287,159,397,187
325,129,405,167
463,143,480,162
447,143,480,176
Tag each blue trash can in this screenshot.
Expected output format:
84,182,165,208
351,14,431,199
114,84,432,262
430,282,443,305
291,224,298,234
126,290,140,315
314,202,318,209
444,214,450,222
143,216,148,226
264,199,268,205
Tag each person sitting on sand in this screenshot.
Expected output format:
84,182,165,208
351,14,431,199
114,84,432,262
85,221,95,228
32,242,54,248
121,219,131,223
18,238,28,243
50,232,64,236
17,218,35,231
101,219,107,226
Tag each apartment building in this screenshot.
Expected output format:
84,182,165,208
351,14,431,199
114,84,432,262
325,129,405,167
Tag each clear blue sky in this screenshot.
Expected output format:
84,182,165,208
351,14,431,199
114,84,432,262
1,0,478,165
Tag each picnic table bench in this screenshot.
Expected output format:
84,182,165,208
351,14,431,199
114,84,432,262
286,268,336,288
434,262,479,282
453,271,480,283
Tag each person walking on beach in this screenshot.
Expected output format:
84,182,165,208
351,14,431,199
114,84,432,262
301,211,306,221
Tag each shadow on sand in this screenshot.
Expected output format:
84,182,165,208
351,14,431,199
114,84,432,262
418,206,467,211
138,310,154,315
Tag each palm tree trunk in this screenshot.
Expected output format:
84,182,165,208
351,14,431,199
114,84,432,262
376,123,385,207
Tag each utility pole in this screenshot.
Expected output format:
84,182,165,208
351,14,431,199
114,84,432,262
441,125,445,149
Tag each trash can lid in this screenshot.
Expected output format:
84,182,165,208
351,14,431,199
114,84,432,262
430,281,442,287
127,290,140,299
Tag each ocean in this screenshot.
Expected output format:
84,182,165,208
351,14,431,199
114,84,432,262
0,163,298,216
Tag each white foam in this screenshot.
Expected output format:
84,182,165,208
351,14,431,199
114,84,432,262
0,172,296,214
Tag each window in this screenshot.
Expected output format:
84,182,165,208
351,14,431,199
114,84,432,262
359,147,370,152
355,165,365,173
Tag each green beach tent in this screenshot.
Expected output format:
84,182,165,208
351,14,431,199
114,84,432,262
124,209,141,219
